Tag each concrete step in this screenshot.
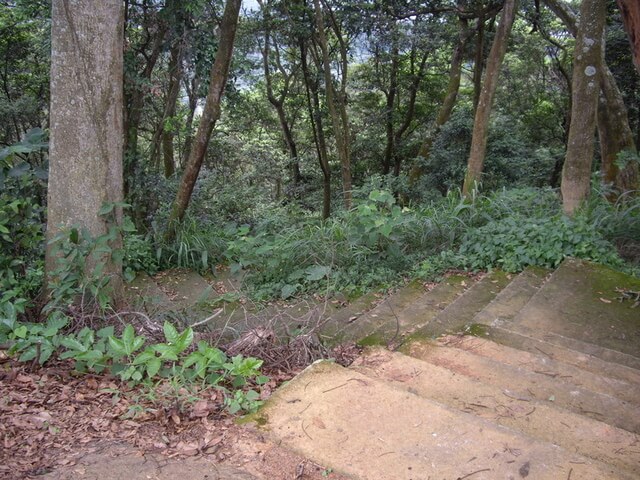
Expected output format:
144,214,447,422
471,267,550,326
257,360,631,479
402,340,640,434
323,276,473,345
356,275,474,347
407,270,513,341
481,324,640,386
437,334,640,406
499,259,640,365
495,320,640,372
351,348,640,476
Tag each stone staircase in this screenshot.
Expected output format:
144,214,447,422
253,259,640,479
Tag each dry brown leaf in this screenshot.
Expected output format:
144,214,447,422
312,417,326,429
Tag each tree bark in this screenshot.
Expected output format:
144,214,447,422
472,9,485,112
597,64,639,195
545,0,638,195
167,0,241,232
561,0,606,215
314,0,352,210
47,0,124,303
161,38,183,178
462,0,517,197
617,0,640,73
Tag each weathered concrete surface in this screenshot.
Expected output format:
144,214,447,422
504,259,640,362
437,334,640,405
259,361,629,479
357,275,472,347
409,271,512,339
404,340,640,433
482,324,640,386
471,266,550,325
352,347,640,476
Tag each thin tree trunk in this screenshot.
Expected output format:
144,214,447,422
462,0,517,197
472,9,485,112
260,1,301,184
123,19,167,166
301,38,331,219
561,0,606,215
167,0,241,232
181,76,199,168
161,39,183,178
393,49,428,177
314,0,352,210
410,18,470,185
383,43,399,175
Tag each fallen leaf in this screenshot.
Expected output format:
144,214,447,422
312,417,326,429
599,298,612,304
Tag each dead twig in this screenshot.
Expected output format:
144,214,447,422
457,468,491,479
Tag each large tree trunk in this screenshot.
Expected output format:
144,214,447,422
313,0,352,210
462,0,517,197
167,0,241,231
561,0,606,215
546,0,638,195
597,66,639,195
47,0,124,303
618,0,640,73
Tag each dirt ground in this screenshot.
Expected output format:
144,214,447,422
0,354,350,480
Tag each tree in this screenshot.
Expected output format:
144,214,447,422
168,0,242,229
462,0,517,197
46,0,125,301
410,15,470,185
313,0,353,210
560,0,606,215
545,0,638,197
618,0,640,73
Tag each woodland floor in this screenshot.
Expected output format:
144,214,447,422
0,349,357,480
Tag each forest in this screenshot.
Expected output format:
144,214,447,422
1,0,640,413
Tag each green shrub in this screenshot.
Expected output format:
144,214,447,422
458,215,623,272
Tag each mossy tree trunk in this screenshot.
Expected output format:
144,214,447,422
560,0,606,215
46,0,125,302
462,0,517,198
545,0,638,196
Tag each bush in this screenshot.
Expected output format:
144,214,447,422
458,214,623,273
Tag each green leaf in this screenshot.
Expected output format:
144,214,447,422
108,336,127,357
174,327,194,353
280,284,297,299
98,203,114,216
13,325,28,338
305,265,331,282
163,322,179,344
146,357,161,378
132,348,156,365
60,337,87,352
153,344,179,361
